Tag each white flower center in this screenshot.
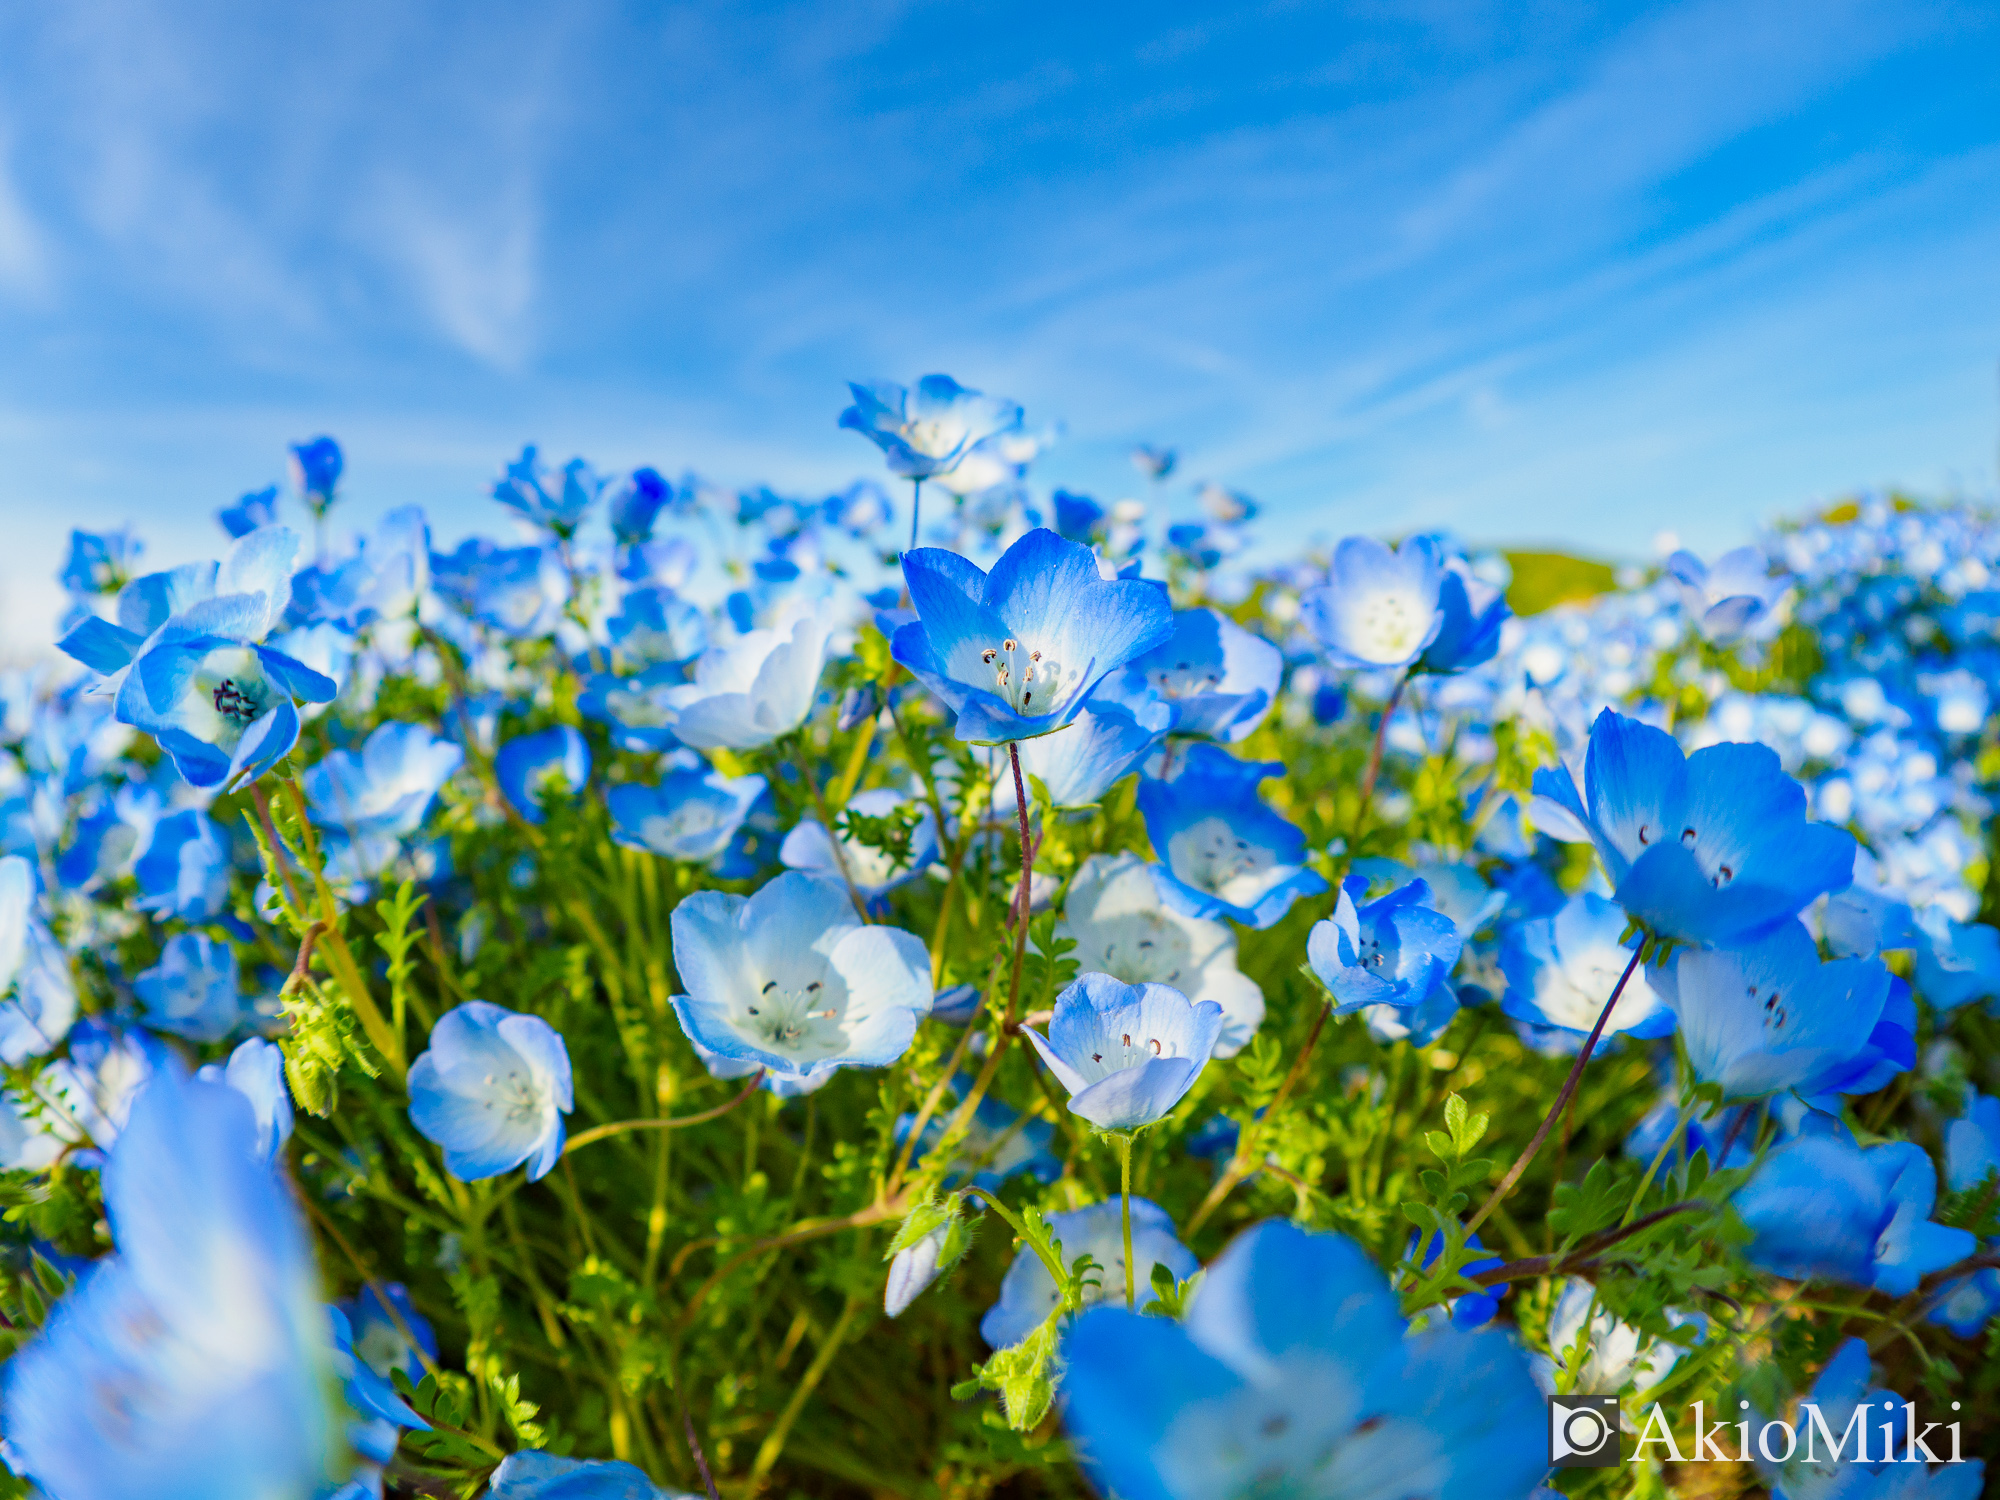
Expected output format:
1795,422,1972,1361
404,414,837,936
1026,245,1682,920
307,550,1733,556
1149,658,1224,700
1359,591,1424,659
1169,817,1281,904
979,637,1069,715
478,1068,547,1127
738,977,846,1058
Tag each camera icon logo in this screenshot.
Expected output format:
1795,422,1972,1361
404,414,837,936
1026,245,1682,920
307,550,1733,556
1548,1394,1621,1467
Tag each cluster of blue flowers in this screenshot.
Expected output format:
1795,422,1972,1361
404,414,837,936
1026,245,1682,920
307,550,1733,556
0,385,1994,1500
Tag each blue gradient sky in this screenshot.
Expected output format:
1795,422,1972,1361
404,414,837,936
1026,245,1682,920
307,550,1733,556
1,0,1997,647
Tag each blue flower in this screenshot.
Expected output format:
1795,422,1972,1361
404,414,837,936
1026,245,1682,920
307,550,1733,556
134,933,255,1043
1654,920,1906,1100
822,479,894,538
1110,607,1281,743
129,809,232,922
1060,1219,1546,1500
1137,744,1328,929
781,787,939,900
655,607,834,751
1946,1090,2000,1194
606,587,708,669
1131,444,1176,481
488,1449,689,1499
892,528,1174,745
291,435,344,517
1056,852,1265,1058
492,446,603,538
1,856,77,1063
840,374,1022,481
408,1001,574,1182
1496,892,1674,1038
577,664,690,752
1053,488,1105,544
894,1077,1059,1191
335,1282,437,1381
1,1068,335,1500
1666,546,1787,643
1913,909,2000,1011
1307,876,1463,1015
1301,535,1446,670
329,1303,428,1468
608,467,673,544
991,685,1174,815
196,1036,295,1164
1530,709,1855,946
59,527,144,597
981,1198,1196,1347
1407,1228,1505,1329
1024,972,1222,1131
496,726,592,824
1736,1136,1975,1296
669,872,933,1090
304,720,463,877
431,539,565,636
1418,560,1511,674
608,768,768,863
218,485,279,539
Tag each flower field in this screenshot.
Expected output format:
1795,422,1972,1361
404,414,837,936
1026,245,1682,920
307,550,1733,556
0,378,1996,1500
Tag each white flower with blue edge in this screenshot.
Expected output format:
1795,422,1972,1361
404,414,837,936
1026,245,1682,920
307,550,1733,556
1496,892,1673,1039
609,766,769,864
304,720,463,875
840,374,1022,481
1111,607,1281,743
980,1198,1196,1348
990,682,1174,816
0,855,76,1064
133,933,255,1043
668,872,932,1091
1666,546,1788,642
408,1001,574,1182
1137,744,1328,929
1024,972,1223,1131
656,606,835,752
1300,535,1446,670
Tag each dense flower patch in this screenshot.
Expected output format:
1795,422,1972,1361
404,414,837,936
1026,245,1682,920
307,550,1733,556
0,385,1997,1500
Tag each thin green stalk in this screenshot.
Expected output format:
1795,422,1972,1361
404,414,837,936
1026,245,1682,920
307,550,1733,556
1118,1134,1136,1309
1622,1096,1699,1228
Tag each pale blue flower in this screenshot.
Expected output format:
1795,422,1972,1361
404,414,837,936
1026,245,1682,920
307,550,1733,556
990,685,1173,815
431,539,565,637
1057,853,1264,1058
981,1198,1196,1347
1139,745,1328,929
893,528,1173,744
1,1068,336,1500
291,435,344,517
1301,535,1446,670
1111,608,1281,743
1655,919,1906,1100
218,485,279,539
1307,876,1462,1015
654,606,834,751
1736,1136,1974,1296
197,1036,294,1165
1024,972,1222,1131
608,768,768,863
496,726,592,825
1131,444,1176,481
840,374,1022,481
59,527,144,597
134,933,254,1043
0,855,77,1063
408,1001,574,1182
606,587,708,668
894,1076,1058,1191
577,664,689,752
1913,909,2000,1011
489,1449,691,1499
334,1282,437,1381
668,872,933,1089
304,721,463,874
492,446,604,538
1418,559,1511,674
1496,892,1674,1038
608,467,673,543
1667,546,1787,642
1061,1219,1547,1500
781,787,939,900
1530,708,1855,946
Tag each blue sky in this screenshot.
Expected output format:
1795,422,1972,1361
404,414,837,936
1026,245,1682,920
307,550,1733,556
1,0,1997,649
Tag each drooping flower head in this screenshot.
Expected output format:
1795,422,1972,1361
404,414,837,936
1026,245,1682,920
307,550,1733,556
893,528,1173,744
1530,709,1855,946
1061,1219,1547,1500
1418,559,1512,675
1137,744,1329,929
1301,535,1446,670
840,374,1023,482
290,435,344,518
1024,972,1223,1132
669,872,933,1092
408,1001,574,1181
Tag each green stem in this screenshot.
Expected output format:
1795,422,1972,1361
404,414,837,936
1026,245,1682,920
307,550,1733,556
1621,1096,1698,1228
1118,1134,1136,1309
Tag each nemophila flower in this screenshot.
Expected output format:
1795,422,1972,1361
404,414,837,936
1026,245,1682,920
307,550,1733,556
608,466,673,544
1819,848,1917,958
1053,488,1105,545
488,1448,692,1499
408,1001,574,1182
608,768,768,863
606,586,708,669
1024,972,1222,1131
1946,1090,2000,1194
32,1019,157,1156
1418,559,1511,674
1654,920,1906,1101
1666,546,1787,642
1532,1277,1700,1401
1131,443,1176,481
822,478,895,538
217,484,278,539
982,1198,1196,1347
196,1035,294,1164
131,809,232,921
1913,909,2000,1011
291,434,344,517
431,538,566,636
304,720,463,876
1627,1092,1757,1171
497,726,592,824
781,787,939,900
1301,535,1446,670
669,872,933,1090
1736,1136,1974,1296
655,606,835,751
1137,744,1327,929
59,526,144,597
134,932,255,1043
1405,1228,1505,1331
336,1281,437,1385
895,1077,1059,1191
840,374,1023,481
1061,1219,1546,1500
1,1069,335,1500
577,664,688,752
1057,853,1264,1058
892,528,1172,745
1496,892,1674,1039
1,856,78,1064
991,687,1174,816
492,445,603,538
1530,709,1855,946
1108,607,1281,743
1307,877,1462,1015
